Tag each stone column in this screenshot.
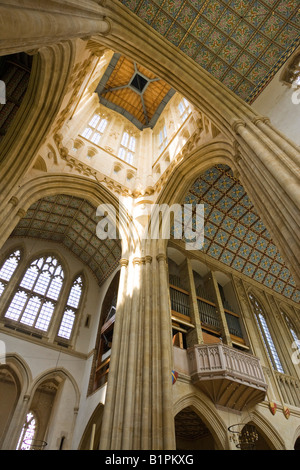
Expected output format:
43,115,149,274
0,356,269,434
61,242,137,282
232,121,300,286
0,0,111,56
253,117,300,168
100,240,175,450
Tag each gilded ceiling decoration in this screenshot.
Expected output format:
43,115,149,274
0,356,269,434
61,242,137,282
120,0,300,102
95,52,176,129
180,164,299,303
11,195,121,286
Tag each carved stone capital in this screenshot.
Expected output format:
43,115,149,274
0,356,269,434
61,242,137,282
231,119,246,134
252,116,271,126
17,209,27,219
119,258,129,268
156,253,167,263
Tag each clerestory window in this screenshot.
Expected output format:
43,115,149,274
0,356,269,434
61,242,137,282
249,294,284,373
118,131,136,165
282,311,300,349
81,114,108,145
159,124,168,152
178,98,191,122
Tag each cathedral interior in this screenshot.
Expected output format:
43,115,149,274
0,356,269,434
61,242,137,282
0,0,300,451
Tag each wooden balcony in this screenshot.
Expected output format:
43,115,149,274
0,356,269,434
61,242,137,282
187,343,268,411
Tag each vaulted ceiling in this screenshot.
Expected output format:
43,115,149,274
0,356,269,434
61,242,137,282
120,0,300,102
180,164,299,303
11,195,121,286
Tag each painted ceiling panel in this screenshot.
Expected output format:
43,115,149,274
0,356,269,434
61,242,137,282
179,164,299,303
96,53,176,129
119,0,300,102
11,195,121,286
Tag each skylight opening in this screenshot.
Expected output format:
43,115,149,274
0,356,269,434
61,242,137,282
130,73,148,93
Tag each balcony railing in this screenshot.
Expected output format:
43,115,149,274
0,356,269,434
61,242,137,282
187,343,268,410
274,371,300,408
169,283,245,347
169,285,190,318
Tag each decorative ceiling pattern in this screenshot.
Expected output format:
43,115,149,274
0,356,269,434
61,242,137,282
179,164,299,303
96,53,175,129
11,195,121,286
120,0,300,102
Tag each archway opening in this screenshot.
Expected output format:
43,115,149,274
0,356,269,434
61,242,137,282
0,366,20,447
174,406,217,450
90,270,120,394
78,403,104,450
232,421,274,451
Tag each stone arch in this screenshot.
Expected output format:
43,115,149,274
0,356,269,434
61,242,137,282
156,141,236,208
249,411,286,450
0,1,299,285
173,392,228,450
78,403,104,450
28,367,80,409
293,426,300,450
0,41,77,209
21,367,80,450
93,6,300,284
0,353,32,449
0,173,140,259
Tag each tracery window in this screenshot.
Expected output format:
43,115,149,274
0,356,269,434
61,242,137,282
57,275,83,340
4,255,64,332
16,411,37,450
282,311,300,348
81,114,108,145
178,98,191,122
0,249,21,298
249,294,284,373
118,131,136,165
